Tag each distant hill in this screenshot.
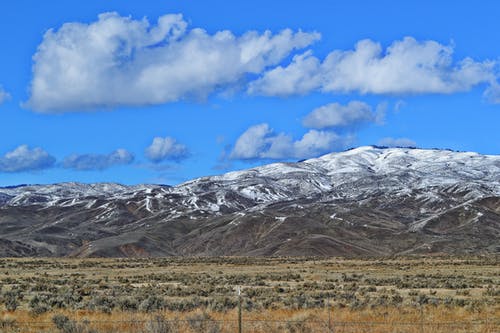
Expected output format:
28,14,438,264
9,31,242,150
0,146,499,257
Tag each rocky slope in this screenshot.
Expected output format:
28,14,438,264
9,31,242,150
0,146,499,257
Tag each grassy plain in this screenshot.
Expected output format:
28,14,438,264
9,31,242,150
0,256,498,332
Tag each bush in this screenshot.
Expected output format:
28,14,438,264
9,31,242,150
186,312,221,333
139,295,165,313
117,296,138,311
52,314,97,333
144,315,179,333
87,295,115,314
286,313,318,333
0,315,16,329
29,294,50,316
3,291,19,311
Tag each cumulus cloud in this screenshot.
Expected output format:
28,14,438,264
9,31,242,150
229,123,352,160
302,101,384,129
27,12,320,112
0,86,10,105
377,137,416,148
0,145,55,172
145,136,189,162
247,51,322,96
62,149,134,170
484,83,500,104
249,37,497,96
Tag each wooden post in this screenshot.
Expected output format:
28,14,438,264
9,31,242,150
238,286,242,333
327,297,332,333
420,305,424,333
485,309,489,333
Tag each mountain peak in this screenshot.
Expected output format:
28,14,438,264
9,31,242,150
0,146,499,257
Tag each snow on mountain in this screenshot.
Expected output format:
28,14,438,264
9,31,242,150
1,146,499,210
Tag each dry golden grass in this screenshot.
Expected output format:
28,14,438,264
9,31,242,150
0,256,498,332
2,306,498,332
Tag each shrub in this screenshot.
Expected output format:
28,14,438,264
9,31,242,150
144,315,179,333
2,291,19,311
117,296,138,311
0,315,16,329
87,295,115,314
186,312,221,333
139,295,165,313
29,294,50,316
285,313,318,333
52,314,96,333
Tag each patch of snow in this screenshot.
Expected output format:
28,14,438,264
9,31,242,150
208,203,220,212
145,197,152,212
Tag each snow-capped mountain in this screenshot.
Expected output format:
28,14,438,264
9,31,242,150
0,146,499,257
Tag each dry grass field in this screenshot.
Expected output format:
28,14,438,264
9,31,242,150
0,256,498,332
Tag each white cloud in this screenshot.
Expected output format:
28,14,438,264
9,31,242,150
63,149,134,170
0,145,55,172
247,51,322,96
145,136,189,162
229,123,352,160
293,130,351,159
27,12,320,112
0,86,10,105
377,137,416,148
484,83,500,104
249,37,497,96
322,38,496,94
394,99,406,112
302,101,384,129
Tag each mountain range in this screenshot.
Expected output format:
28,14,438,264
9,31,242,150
0,146,499,257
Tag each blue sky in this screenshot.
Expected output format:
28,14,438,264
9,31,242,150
0,0,499,186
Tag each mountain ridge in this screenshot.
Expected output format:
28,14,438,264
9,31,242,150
0,146,499,257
